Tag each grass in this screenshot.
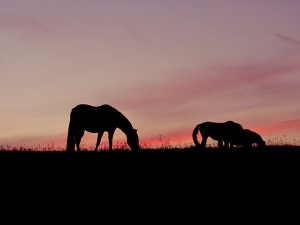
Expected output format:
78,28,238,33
0,135,299,152
1,136,300,180
0,134,186,151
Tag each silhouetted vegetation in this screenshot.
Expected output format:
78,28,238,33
0,135,299,152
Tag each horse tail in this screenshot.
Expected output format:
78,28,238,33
66,117,76,152
192,124,201,147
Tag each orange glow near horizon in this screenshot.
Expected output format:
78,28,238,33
248,120,300,136
13,120,299,150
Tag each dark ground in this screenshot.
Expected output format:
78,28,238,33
1,146,299,195
1,146,299,212
1,146,299,169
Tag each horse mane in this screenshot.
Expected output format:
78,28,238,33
103,104,135,133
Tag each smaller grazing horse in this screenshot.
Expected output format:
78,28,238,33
66,104,139,151
229,129,266,148
192,121,244,148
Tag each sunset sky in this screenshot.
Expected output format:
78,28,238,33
1,0,300,149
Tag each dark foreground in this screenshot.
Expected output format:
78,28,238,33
1,146,300,201
1,145,300,155
1,146,300,167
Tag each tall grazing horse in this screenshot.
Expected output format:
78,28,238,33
229,129,266,148
66,104,139,152
192,121,244,148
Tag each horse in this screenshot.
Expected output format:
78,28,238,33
192,121,244,148
66,104,139,152
229,129,266,148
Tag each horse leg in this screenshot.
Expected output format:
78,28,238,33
223,140,232,148
219,140,225,148
75,130,84,151
108,130,115,151
200,136,208,148
94,131,104,151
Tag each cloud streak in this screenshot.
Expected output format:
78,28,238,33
0,13,50,32
249,120,300,136
96,57,300,117
268,32,300,47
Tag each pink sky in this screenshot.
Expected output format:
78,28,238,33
1,0,300,149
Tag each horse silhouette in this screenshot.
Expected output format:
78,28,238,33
66,104,139,152
192,121,244,148
229,129,266,148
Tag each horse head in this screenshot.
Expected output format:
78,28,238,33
127,128,139,151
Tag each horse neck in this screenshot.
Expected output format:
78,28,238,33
254,134,263,142
117,115,134,136
254,134,264,146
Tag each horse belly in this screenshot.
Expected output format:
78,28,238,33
209,134,222,141
208,131,223,141
84,120,116,133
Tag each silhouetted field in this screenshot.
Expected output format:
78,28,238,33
1,145,299,187
1,145,300,163
1,136,300,169
1,140,300,153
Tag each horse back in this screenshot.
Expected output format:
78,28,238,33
199,121,242,140
70,104,127,132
